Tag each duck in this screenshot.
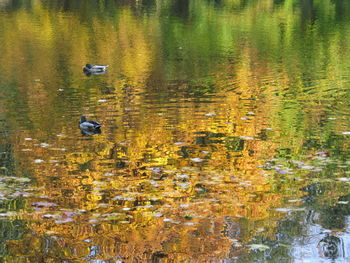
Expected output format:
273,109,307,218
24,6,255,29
79,116,101,135
83,64,109,75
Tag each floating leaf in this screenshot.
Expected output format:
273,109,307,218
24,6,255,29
32,202,58,208
177,183,190,189
184,222,196,226
274,207,305,212
190,158,204,163
239,136,254,140
55,218,74,224
176,174,189,179
298,165,314,170
0,212,18,217
274,208,291,212
14,177,31,183
205,112,216,117
288,199,301,203
21,149,32,151
149,167,163,173
42,214,60,219
11,191,32,197
97,203,109,208
314,152,329,157
276,169,292,174
248,244,270,251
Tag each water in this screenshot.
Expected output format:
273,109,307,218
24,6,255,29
1,0,350,262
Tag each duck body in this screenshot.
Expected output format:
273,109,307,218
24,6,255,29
79,116,101,135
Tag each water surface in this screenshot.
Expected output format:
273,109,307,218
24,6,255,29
1,0,350,262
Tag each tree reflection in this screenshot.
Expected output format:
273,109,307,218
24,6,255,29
1,0,350,262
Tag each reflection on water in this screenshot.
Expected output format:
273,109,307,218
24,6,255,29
1,0,350,261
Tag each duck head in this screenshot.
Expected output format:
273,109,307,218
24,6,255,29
80,116,87,123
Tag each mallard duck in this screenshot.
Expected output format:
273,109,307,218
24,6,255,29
79,116,101,135
83,64,109,73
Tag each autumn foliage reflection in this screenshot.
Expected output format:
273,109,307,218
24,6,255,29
1,0,350,261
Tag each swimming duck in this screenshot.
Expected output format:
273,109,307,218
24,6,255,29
83,64,109,73
79,116,101,135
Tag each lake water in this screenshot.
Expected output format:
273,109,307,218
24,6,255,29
1,0,350,262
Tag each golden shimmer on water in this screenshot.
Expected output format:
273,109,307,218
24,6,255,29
0,0,350,262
